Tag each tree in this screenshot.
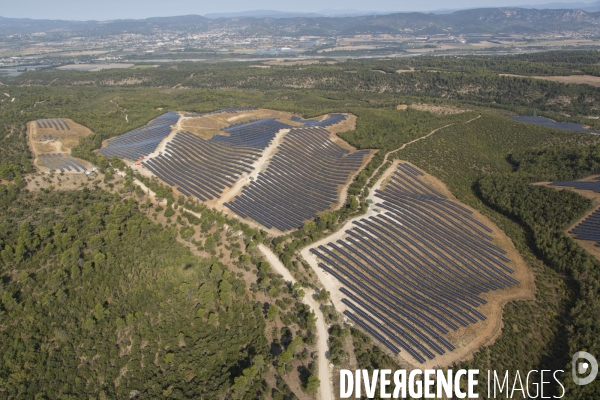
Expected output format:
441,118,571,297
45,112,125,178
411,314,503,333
253,355,265,374
288,336,303,356
267,304,279,321
219,280,233,304
278,350,292,373
348,196,359,211
313,289,330,303
304,375,321,394
305,375,320,394
303,221,316,234
231,376,249,399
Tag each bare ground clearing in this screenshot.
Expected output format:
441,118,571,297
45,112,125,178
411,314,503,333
25,171,103,192
410,103,469,115
180,109,302,139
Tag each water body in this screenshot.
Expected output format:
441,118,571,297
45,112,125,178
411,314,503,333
511,116,600,134
0,65,53,77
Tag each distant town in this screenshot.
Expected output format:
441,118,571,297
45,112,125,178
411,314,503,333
3,8,600,75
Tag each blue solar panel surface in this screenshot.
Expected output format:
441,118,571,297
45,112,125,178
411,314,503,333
99,112,179,160
38,153,87,172
309,163,518,363
225,126,369,231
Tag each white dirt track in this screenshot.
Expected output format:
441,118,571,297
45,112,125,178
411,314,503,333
258,244,334,400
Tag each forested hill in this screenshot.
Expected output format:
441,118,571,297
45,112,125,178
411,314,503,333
2,7,600,36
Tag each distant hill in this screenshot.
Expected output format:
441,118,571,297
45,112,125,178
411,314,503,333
203,9,386,19
1,8,600,36
517,1,600,12
204,10,321,19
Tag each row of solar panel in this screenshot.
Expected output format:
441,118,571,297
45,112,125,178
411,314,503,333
36,119,70,131
551,180,600,194
38,134,66,141
38,153,87,172
571,207,600,241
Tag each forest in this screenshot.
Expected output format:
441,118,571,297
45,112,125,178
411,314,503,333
5,52,600,123
0,186,270,398
2,54,600,398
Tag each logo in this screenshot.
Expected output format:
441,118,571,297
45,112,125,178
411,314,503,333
572,351,598,386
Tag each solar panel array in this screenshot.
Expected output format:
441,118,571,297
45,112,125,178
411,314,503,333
35,119,70,131
142,128,268,201
570,208,600,242
549,179,600,194
38,154,87,172
225,127,370,231
310,163,519,363
98,112,179,160
549,179,600,244
511,116,600,134
184,108,258,118
211,118,290,149
291,114,346,127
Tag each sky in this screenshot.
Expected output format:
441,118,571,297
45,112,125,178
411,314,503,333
0,0,593,21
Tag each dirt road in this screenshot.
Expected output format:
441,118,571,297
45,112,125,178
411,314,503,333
118,171,334,399
258,244,334,400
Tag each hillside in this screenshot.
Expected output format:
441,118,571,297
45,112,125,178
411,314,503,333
2,56,600,398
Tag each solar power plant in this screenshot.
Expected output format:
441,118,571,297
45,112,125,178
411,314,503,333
549,179,600,194
310,163,519,363
549,179,600,244
142,130,268,201
38,153,87,172
35,118,70,131
184,107,258,118
98,112,179,160
211,118,291,149
569,208,600,242
224,127,370,232
291,114,346,127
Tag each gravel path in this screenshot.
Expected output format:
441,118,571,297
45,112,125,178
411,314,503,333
258,244,334,400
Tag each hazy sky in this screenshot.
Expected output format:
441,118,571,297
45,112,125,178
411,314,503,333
0,0,591,20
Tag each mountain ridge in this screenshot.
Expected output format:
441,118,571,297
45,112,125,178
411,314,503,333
1,7,600,36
